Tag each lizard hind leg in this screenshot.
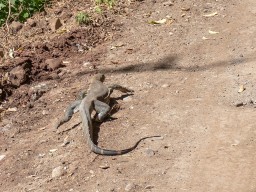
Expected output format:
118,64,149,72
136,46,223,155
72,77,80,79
94,100,111,122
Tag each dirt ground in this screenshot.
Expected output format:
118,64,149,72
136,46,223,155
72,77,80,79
1,0,256,191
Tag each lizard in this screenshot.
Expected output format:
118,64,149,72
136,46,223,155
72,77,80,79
56,73,160,155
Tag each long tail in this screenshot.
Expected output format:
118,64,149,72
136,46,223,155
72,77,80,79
79,99,161,156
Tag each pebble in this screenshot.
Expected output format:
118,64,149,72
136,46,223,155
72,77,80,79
61,136,70,146
145,185,154,189
89,170,94,174
7,107,17,112
234,101,244,107
52,166,66,178
42,110,49,115
83,62,91,67
49,149,58,153
163,1,174,6
125,183,135,191
145,148,155,157
0,154,6,161
161,84,169,88
99,165,110,169
38,153,45,158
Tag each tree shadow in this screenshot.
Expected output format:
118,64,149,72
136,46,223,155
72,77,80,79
75,54,255,77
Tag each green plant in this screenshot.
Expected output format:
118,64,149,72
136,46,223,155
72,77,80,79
94,5,102,14
0,0,48,27
75,12,91,25
95,0,116,9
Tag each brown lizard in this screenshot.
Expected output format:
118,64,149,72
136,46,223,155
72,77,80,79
56,73,160,155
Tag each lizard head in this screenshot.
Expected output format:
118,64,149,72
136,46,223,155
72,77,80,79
93,73,105,82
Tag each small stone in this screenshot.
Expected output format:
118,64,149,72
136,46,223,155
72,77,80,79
0,154,6,161
163,1,174,6
234,101,244,107
7,107,17,112
161,84,169,88
49,149,58,153
9,66,27,87
145,148,155,157
125,183,135,191
49,18,62,31
145,185,154,189
238,85,245,93
89,170,94,174
38,153,45,158
61,136,70,146
10,21,23,33
45,58,62,70
83,62,91,67
52,166,66,178
42,110,49,115
99,165,110,169
181,7,190,11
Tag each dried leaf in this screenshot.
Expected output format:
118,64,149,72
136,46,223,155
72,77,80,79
148,18,167,24
202,36,210,40
203,12,218,17
209,30,219,34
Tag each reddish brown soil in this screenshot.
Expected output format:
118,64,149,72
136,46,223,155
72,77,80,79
1,0,256,191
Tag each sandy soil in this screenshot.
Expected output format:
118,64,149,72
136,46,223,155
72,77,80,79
1,0,256,191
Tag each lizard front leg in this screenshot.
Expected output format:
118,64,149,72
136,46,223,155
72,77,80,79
55,100,82,129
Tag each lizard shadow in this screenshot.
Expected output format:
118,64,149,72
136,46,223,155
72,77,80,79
58,122,81,135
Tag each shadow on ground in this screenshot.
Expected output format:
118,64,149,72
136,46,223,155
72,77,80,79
76,53,253,77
